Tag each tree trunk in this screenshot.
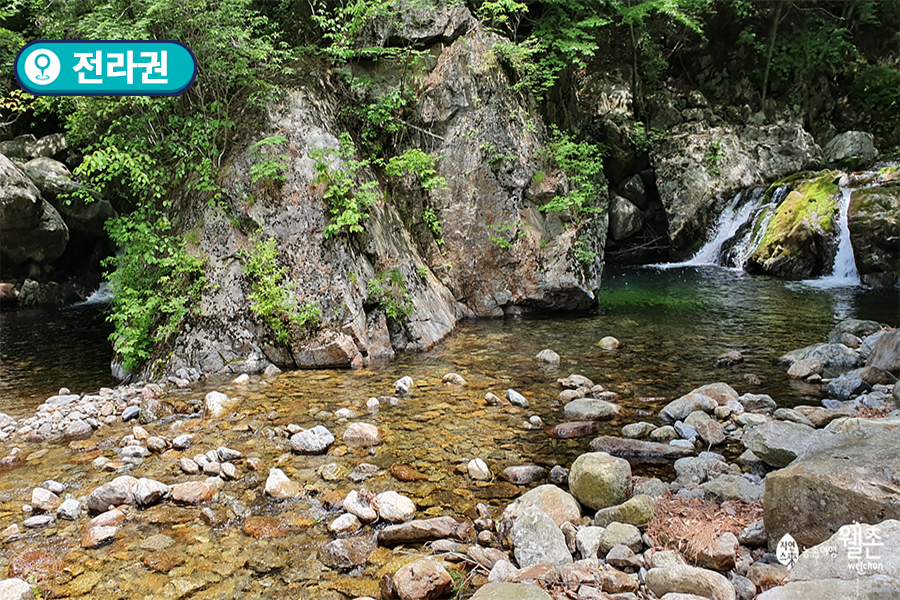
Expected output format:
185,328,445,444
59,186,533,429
760,0,785,110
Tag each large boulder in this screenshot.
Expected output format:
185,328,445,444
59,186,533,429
22,157,115,239
644,564,736,600
823,130,878,165
848,185,900,289
758,520,900,600
779,342,861,378
359,0,473,47
866,330,900,375
764,419,900,550
609,194,643,241
651,121,821,256
742,420,839,468
0,154,69,265
746,172,841,280
568,451,631,510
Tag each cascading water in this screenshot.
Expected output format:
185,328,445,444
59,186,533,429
807,183,861,287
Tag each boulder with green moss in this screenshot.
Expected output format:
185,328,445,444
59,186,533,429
746,172,840,279
848,184,900,289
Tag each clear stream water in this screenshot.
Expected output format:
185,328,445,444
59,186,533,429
0,265,897,599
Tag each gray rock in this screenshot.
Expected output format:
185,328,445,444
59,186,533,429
633,477,669,498
590,435,694,464
695,532,738,571
121,406,140,422
764,419,900,550
172,434,195,450
470,582,552,600
660,393,717,424
598,522,642,555
204,391,235,418
742,421,837,468
510,506,572,568
506,389,529,408
568,452,631,510
645,564,736,600
650,426,679,442
674,421,699,441
828,319,885,344
731,575,756,600
64,419,93,440
318,535,375,569
536,349,560,365
290,425,335,454
57,498,81,520
826,375,871,400
702,475,763,503
564,399,621,420
377,517,472,545
329,513,361,535
866,330,900,375
179,458,200,474
739,521,766,547
134,478,170,507
610,194,643,241
787,358,822,379
695,420,726,446
622,422,656,438
575,526,605,559
86,476,137,513
23,515,54,528
772,408,814,427
593,495,656,527
501,484,581,529
500,465,546,485
737,394,776,412
780,343,861,378
373,491,416,523
31,488,60,512
823,130,878,164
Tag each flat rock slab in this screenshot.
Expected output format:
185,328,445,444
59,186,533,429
377,517,472,545
590,436,694,464
471,582,552,599
764,419,900,550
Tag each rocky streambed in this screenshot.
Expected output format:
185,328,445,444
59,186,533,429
1,319,899,600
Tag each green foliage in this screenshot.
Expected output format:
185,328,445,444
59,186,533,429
239,233,320,343
310,0,395,61
417,265,429,280
532,170,547,186
312,132,381,237
573,238,597,265
705,140,723,176
383,149,447,193
850,63,900,141
104,210,206,372
479,141,517,168
540,126,605,217
421,206,443,244
367,268,413,320
249,134,290,187
630,121,662,154
486,220,529,249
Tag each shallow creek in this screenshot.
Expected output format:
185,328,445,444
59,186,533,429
0,266,896,599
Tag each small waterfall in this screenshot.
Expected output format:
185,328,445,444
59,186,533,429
809,184,860,287
70,282,113,307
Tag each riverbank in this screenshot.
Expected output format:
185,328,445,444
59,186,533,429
1,315,898,600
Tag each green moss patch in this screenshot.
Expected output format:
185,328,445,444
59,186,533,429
755,172,840,254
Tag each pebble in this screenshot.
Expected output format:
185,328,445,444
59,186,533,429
23,515,54,528
506,389,529,408
42,480,65,494
179,458,200,474
442,373,467,386
31,487,61,512
468,458,492,481
395,376,414,396
172,434,195,450
121,405,140,421
264,469,299,499
536,349,561,364
329,513,362,534
57,498,81,520
233,373,250,384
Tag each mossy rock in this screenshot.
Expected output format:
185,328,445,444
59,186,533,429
848,185,900,289
747,171,841,279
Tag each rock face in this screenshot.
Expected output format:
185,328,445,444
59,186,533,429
159,28,607,379
609,194,643,241
0,154,69,266
568,452,632,510
746,172,841,280
764,419,900,550
866,330,900,375
651,121,821,256
758,520,900,600
849,185,900,289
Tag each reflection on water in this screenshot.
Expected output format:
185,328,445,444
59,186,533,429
1,267,897,417
0,303,115,415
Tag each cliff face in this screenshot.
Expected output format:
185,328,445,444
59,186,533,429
159,27,606,378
